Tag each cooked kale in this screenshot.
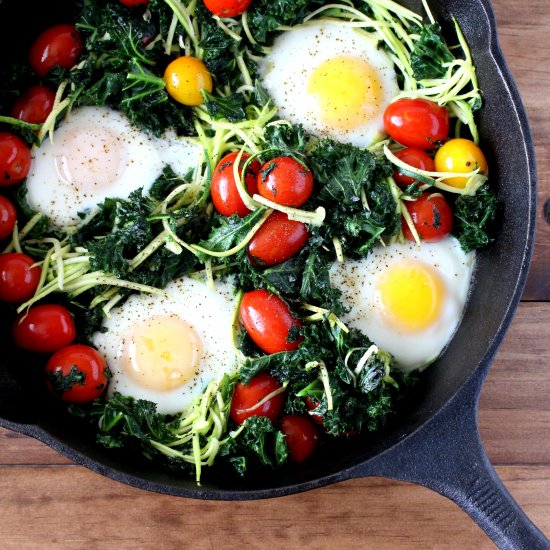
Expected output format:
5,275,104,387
411,23,455,80
453,186,498,252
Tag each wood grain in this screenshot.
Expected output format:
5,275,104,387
0,1,549,549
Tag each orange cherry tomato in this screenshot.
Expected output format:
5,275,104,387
240,289,303,354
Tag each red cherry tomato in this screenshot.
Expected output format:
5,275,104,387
230,372,286,425
203,0,253,17
0,132,32,186
45,345,108,404
281,415,320,463
11,85,56,124
211,151,260,217
13,304,76,353
240,289,303,354
29,24,83,77
393,148,436,187
305,397,324,426
0,196,17,240
402,192,453,243
0,253,40,303
119,0,149,6
257,157,314,208
248,211,309,267
384,99,449,150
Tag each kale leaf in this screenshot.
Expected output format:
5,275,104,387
411,23,455,80
453,186,498,252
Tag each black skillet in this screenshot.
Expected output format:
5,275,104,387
0,0,546,547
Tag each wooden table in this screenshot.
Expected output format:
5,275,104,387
1,0,549,548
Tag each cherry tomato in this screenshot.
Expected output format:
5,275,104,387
164,56,212,107
281,415,320,463
402,192,453,243
119,0,149,6
0,132,32,186
393,147,436,187
29,24,83,77
248,211,309,267
0,253,40,303
230,372,285,425
211,151,260,217
305,397,324,426
384,99,449,150
13,304,76,353
203,0,253,17
11,85,56,124
434,138,489,189
257,157,314,208
45,344,108,404
240,289,303,354
0,196,17,240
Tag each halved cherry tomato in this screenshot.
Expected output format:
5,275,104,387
434,138,489,189
248,211,309,267
240,289,303,354
164,56,212,106
211,151,260,217
257,157,314,208
230,372,285,425
11,85,56,124
13,304,76,353
0,132,32,186
46,345,108,404
384,99,449,150
0,253,40,303
119,0,149,7
29,24,83,77
393,148,436,187
281,415,320,463
402,192,453,243
203,0,253,17
0,196,17,240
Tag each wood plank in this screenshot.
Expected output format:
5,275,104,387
492,0,550,300
1,465,549,549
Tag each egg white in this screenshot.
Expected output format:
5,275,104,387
26,106,203,228
258,21,399,147
93,277,238,415
330,237,476,371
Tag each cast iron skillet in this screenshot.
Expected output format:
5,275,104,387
0,0,546,547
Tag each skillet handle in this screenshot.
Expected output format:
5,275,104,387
353,375,549,549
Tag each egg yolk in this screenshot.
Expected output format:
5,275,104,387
54,125,127,192
124,316,203,391
307,55,383,131
375,261,445,331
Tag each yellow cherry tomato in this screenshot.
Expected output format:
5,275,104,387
164,56,212,107
434,138,488,188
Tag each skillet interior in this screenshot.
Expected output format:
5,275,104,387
0,0,536,498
